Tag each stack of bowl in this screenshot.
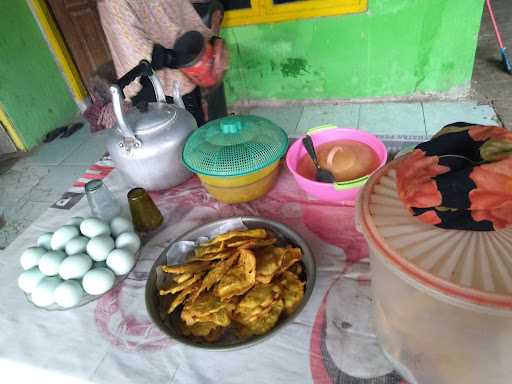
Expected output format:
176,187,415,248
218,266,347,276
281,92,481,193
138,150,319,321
182,115,288,204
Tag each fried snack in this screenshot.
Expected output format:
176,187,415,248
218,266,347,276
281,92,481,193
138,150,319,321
203,325,225,342
181,292,236,326
240,299,285,336
191,250,235,262
278,271,305,315
288,263,303,276
255,247,286,284
214,249,256,300
167,281,201,314
192,252,239,301
235,283,281,322
194,241,226,259
158,228,306,343
174,273,193,284
180,320,218,337
160,273,204,296
280,247,302,272
227,237,277,250
161,261,211,274
200,229,268,247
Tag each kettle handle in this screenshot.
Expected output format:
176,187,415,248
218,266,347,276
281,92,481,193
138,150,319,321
172,80,185,109
110,85,142,147
116,60,166,104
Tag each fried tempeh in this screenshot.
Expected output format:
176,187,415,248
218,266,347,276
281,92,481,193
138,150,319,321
194,241,226,258
159,273,204,296
159,227,306,343
173,273,193,284
240,299,284,336
191,252,239,301
280,247,302,272
181,292,235,325
191,250,235,262
227,237,277,249
214,249,256,300
278,271,305,315
167,281,201,314
255,247,285,284
161,261,211,274
200,229,268,247
234,283,281,323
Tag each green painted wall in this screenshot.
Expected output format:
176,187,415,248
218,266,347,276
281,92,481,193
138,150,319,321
0,0,77,149
221,0,485,104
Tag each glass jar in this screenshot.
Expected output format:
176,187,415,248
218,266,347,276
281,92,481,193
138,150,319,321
85,179,121,221
127,188,163,232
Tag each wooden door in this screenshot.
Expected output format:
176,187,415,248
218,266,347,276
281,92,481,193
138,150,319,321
46,0,112,93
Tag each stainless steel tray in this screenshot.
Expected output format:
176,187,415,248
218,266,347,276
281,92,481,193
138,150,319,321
145,216,316,350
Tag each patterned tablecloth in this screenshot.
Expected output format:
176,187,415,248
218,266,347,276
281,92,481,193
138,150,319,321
0,157,406,384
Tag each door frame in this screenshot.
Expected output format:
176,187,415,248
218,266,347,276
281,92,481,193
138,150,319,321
28,0,89,108
0,106,25,151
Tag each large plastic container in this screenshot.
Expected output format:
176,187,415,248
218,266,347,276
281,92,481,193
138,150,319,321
356,159,512,384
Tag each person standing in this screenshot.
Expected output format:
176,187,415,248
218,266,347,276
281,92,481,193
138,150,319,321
97,0,227,126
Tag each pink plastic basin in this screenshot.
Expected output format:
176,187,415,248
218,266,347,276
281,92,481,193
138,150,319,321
286,126,387,203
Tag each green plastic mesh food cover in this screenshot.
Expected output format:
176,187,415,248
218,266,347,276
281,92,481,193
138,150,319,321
182,115,288,177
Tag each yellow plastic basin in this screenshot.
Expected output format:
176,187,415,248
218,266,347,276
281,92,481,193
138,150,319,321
198,161,280,204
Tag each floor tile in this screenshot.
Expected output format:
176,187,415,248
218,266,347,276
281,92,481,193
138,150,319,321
358,102,426,136
26,165,88,203
423,101,499,136
248,105,303,136
13,125,90,167
0,165,50,206
62,131,108,166
296,104,360,135
0,198,48,250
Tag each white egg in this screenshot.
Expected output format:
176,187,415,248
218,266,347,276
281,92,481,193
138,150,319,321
59,253,92,280
31,276,62,307
115,232,141,254
18,267,46,293
106,249,136,276
38,251,67,276
86,236,115,261
82,268,115,295
67,216,84,227
54,280,84,308
36,232,53,250
80,218,110,238
20,247,47,270
51,225,79,251
65,236,89,255
110,216,134,238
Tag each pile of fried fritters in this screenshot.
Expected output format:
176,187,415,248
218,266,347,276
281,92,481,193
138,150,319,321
159,228,305,343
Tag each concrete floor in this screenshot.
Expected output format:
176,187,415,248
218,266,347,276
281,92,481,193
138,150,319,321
0,126,107,250
472,0,512,126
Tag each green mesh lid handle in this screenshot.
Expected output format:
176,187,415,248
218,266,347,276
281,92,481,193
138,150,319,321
221,118,242,134
182,115,288,177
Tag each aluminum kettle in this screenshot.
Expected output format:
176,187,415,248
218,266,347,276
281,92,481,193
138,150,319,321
106,60,197,191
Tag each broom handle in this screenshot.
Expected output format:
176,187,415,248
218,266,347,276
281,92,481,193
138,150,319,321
486,0,505,49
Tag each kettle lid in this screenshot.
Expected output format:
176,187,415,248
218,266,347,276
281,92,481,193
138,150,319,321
123,103,178,135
